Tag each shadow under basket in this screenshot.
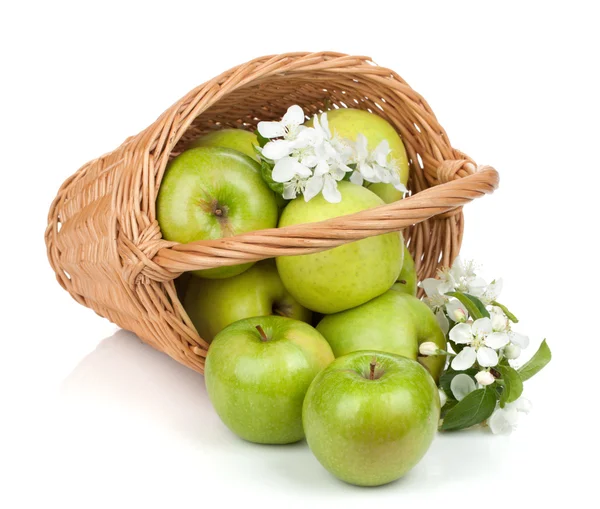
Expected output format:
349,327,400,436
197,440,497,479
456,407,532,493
45,52,499,374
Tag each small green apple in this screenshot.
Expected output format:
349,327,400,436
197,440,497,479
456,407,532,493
184,260,311,342
205,316,334,444
276,181,402,314
324,108,410,203
157,147,278,279
186,129,259,161
316,289,446,381
394,244,417,296
303,351,440,486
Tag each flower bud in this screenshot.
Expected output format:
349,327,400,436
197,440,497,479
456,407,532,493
504,343,521,359
438,389,448,408
419,341,439,356
475,370,495,386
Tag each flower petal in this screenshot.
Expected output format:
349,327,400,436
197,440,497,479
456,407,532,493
450,373,477,401
420,278,443,298
510,332,530,348
272,157,311,182
322,176,342,203
477,346,499,367
257,121,285,139
349,171,364,186
488,407,513,434
282,104,305,127
313,160,330,177
303,175,323,202
449,323,473,344
513,397,532,414
282,182,297,200
451,347,477,370
435,309,450,335
472,317,493,336
485,331,510,349
355,133,369,159
262,140,293,161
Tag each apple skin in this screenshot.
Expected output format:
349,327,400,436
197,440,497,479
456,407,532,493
186,129,259,161
394,244,417,296
303,351,440,486
205,316,335,444
157,147,278,279
323,109,410,203
184,260,311,342
276,181,402,314
316,289,446,381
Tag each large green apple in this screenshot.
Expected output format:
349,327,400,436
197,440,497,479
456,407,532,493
184,260,311,342
316,289,446,381
303,351,440,486
324,108,410,203
157,146,278,279
186,129,259,161
394,244,417,296
205,316,334,444
276,181,402,314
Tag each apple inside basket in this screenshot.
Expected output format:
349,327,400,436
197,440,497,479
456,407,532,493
45,52,498,374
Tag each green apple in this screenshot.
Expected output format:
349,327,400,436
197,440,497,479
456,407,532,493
186,129,259,161
324,108,410,203
184,260,311,342
303,351,440,486
205,316,334,444
276,181,402,314
186,129,286,210
316,289,446,381
394,244,417,296
157,147,278,279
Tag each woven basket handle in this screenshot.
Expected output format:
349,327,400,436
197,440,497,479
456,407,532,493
148,165,499,279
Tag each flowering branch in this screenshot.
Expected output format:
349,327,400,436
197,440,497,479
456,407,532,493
419,257,552,434
255,105,407,203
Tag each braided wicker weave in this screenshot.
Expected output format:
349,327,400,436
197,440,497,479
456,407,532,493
45,52,499,374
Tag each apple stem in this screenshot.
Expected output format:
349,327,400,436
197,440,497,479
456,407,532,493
214,208,223,216
255,325,268,342
370,357,377,380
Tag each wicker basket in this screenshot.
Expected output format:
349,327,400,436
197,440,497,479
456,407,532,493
45,52,499,374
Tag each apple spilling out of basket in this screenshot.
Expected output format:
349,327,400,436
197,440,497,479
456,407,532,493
157,108,445,487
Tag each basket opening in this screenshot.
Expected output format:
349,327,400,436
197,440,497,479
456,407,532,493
169,74,439,181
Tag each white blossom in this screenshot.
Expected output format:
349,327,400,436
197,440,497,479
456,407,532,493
258,104,306,141
351,134,407,193
446,299,469,323
475,370,495,386
450,317,510,370
488,397,532,434
504,343,522,359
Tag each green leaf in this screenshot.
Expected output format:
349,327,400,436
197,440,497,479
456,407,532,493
518,339,552,381
445,291,489,319
439,367,478,394
254,129,270,148
259,160,284,195
441,399,458,418
463,293,490,318
491,301,519,323
495,365,523,407
440,387,497,431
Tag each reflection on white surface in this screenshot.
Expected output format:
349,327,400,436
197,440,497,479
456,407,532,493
58,329,510,494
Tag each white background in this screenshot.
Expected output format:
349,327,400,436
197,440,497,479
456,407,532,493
1,1,598,507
